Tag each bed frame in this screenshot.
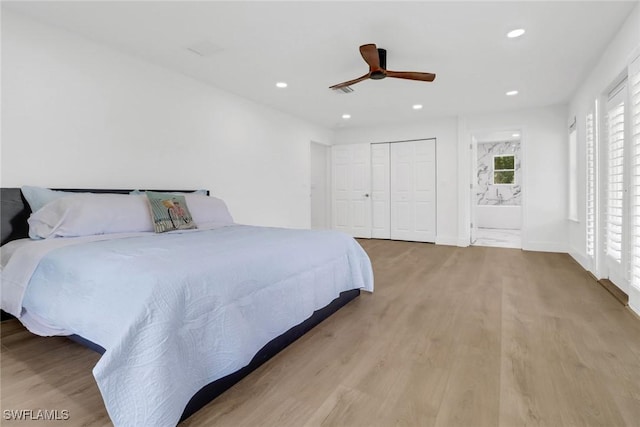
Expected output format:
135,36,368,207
0,187,360,423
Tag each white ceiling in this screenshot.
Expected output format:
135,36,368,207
4,1,637,129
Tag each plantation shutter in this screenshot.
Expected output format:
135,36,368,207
569,125,578,221
586,110,596,257
605,81,626,263
630,57,640,291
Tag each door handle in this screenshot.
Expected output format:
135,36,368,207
364,193,370,198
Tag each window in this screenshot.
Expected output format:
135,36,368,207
630,57,640,295
605,82,626,264
493,155,515,184
586,110,596,257
569,127,578,221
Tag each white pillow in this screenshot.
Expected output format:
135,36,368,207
28,193,234,239
21,186,77,213
183,194,234,227
28,194,154,239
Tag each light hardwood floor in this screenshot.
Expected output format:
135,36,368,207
2,241,640,426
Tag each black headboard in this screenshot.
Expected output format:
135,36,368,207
0,188,208,246
1,188,31,246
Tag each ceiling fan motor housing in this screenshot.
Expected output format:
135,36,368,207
371,48,387,79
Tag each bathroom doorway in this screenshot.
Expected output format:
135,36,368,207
470,129,522,249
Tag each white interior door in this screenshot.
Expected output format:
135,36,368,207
371,143,390,239
390,139,436,242
310,142,329,229
332,143,372,238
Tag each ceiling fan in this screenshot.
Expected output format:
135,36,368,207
329,43,436,91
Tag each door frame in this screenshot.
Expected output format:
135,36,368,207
459,123,526,248
470,136,478,244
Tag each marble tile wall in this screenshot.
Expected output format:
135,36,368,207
477,140,521,206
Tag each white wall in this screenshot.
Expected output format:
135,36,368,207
567,4,640,314
476,205,522,229
310,141,330,229
334,117,459,245
461,105,569,252
1,11,333,229
334,107,568,250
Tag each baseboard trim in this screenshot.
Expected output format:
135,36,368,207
436,236,459,247
598,279,629,306
628,287,640,317
522,241,567,253
456,237,470,247
568,249,592,272
586,270,599,282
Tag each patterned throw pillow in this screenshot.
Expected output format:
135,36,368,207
145,191,196,233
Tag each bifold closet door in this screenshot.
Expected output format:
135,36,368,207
371,143,391,239
390,139,436,242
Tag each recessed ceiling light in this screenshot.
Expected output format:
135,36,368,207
342,114,351,119
507,28,525,38
506,90,519,96
512,133,520,137
412,104,423,110
276,82,288,88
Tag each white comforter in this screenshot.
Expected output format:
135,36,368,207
1,225,373,426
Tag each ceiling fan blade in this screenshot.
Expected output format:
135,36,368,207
359,44,381,71
329,73,371,90
386,70,436,82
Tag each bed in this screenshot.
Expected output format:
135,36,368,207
0,187,374,426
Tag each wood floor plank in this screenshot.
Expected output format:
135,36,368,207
2,241,640,426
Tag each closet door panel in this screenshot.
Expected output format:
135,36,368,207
414,139,436,239
390,140,436,242
391,142,412,240
371,144,390,239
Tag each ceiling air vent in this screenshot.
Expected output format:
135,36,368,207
333,86,354,94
